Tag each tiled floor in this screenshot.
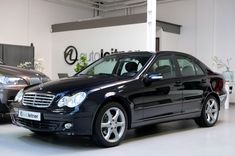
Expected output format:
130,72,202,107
0,104,235,156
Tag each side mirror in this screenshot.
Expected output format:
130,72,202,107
144,73,163,84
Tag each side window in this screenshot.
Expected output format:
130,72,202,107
176,56,204,76
120,58,142,75
194,63,204,75
176,57,196,76
148,56,176,79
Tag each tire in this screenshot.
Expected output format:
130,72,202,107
195,96,219,127
0,114,11,123
93,102,128,147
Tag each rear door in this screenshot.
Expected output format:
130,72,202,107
175,54,208,114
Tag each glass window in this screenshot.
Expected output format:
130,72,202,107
177,57,195,76
120,58,143,75
176,56,204,76
148,56,176,79
79,54,152,77
177,57,196,76
194,63,204,75
91,58,117,75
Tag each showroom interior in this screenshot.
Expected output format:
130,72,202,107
0,0,235,155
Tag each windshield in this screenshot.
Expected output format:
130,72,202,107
78,53,152,77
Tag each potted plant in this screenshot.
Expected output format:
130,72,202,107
74,55,88,73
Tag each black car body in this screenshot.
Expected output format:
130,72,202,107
0,65,50,115
10,51,226,147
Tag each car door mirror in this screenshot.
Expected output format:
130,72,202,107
144,73,163,84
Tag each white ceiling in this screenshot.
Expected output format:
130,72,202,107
72,0,147,9
76,0,182,5
45,0,181,12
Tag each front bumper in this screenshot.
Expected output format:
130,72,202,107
10,106,94,135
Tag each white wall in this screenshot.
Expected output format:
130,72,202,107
0,0,92,77
51,23,148,79
214,0,235,102
214,0,235,70
157,0,235,102
196,0,215,67
156,27,180,51
157,0,197,56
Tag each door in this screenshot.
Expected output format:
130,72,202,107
175,55,208,114
141,54,183,119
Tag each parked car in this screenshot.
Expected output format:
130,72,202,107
10,51,226,147
0,62,50,117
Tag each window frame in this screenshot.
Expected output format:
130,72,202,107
144,53,177,80
76,53,153,77
174,54,206,78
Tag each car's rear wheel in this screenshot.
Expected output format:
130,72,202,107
93,102,127,147
195,96,219,127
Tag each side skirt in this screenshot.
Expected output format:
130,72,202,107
131,112,201,128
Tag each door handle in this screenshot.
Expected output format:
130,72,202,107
174,81,182,87
201,79,207,83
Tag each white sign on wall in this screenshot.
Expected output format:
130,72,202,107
51,23,148,79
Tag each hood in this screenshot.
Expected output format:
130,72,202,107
25,75,127,94
0,65,46,77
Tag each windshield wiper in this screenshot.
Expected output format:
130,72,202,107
75,73,117,77
97,73,117,76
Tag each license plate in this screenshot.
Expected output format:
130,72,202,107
18,110,41,121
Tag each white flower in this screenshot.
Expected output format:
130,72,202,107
17,58,44,72
212,56,231,71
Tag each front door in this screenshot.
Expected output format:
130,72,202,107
141,54,183,120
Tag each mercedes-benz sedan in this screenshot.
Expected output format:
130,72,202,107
10,51,226,147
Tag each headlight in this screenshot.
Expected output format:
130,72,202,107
0,76,27,86
58,92,87,108
14,89,24,103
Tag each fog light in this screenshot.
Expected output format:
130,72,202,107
64,123,73,129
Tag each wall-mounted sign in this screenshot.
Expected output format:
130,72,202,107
63,46,127,65
64,46,78,65
52,23,147,79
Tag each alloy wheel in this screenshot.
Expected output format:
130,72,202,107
205,98,219,124
100,107,126,143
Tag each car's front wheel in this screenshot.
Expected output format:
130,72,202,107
93,102,127,147
195,96,219,127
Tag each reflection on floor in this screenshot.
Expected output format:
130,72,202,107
0,104,235,156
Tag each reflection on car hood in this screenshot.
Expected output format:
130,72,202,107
25,75,127,94
0,65,46,77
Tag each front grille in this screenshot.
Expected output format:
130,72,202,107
23,92,55,108
17,118,59,130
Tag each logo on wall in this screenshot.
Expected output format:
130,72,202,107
64,45,140,65
64,46,78,65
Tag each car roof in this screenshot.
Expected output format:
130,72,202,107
106,51,211,74
109,51,194,58
155,51,193,56
108,51,154,56
109,51,203,65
